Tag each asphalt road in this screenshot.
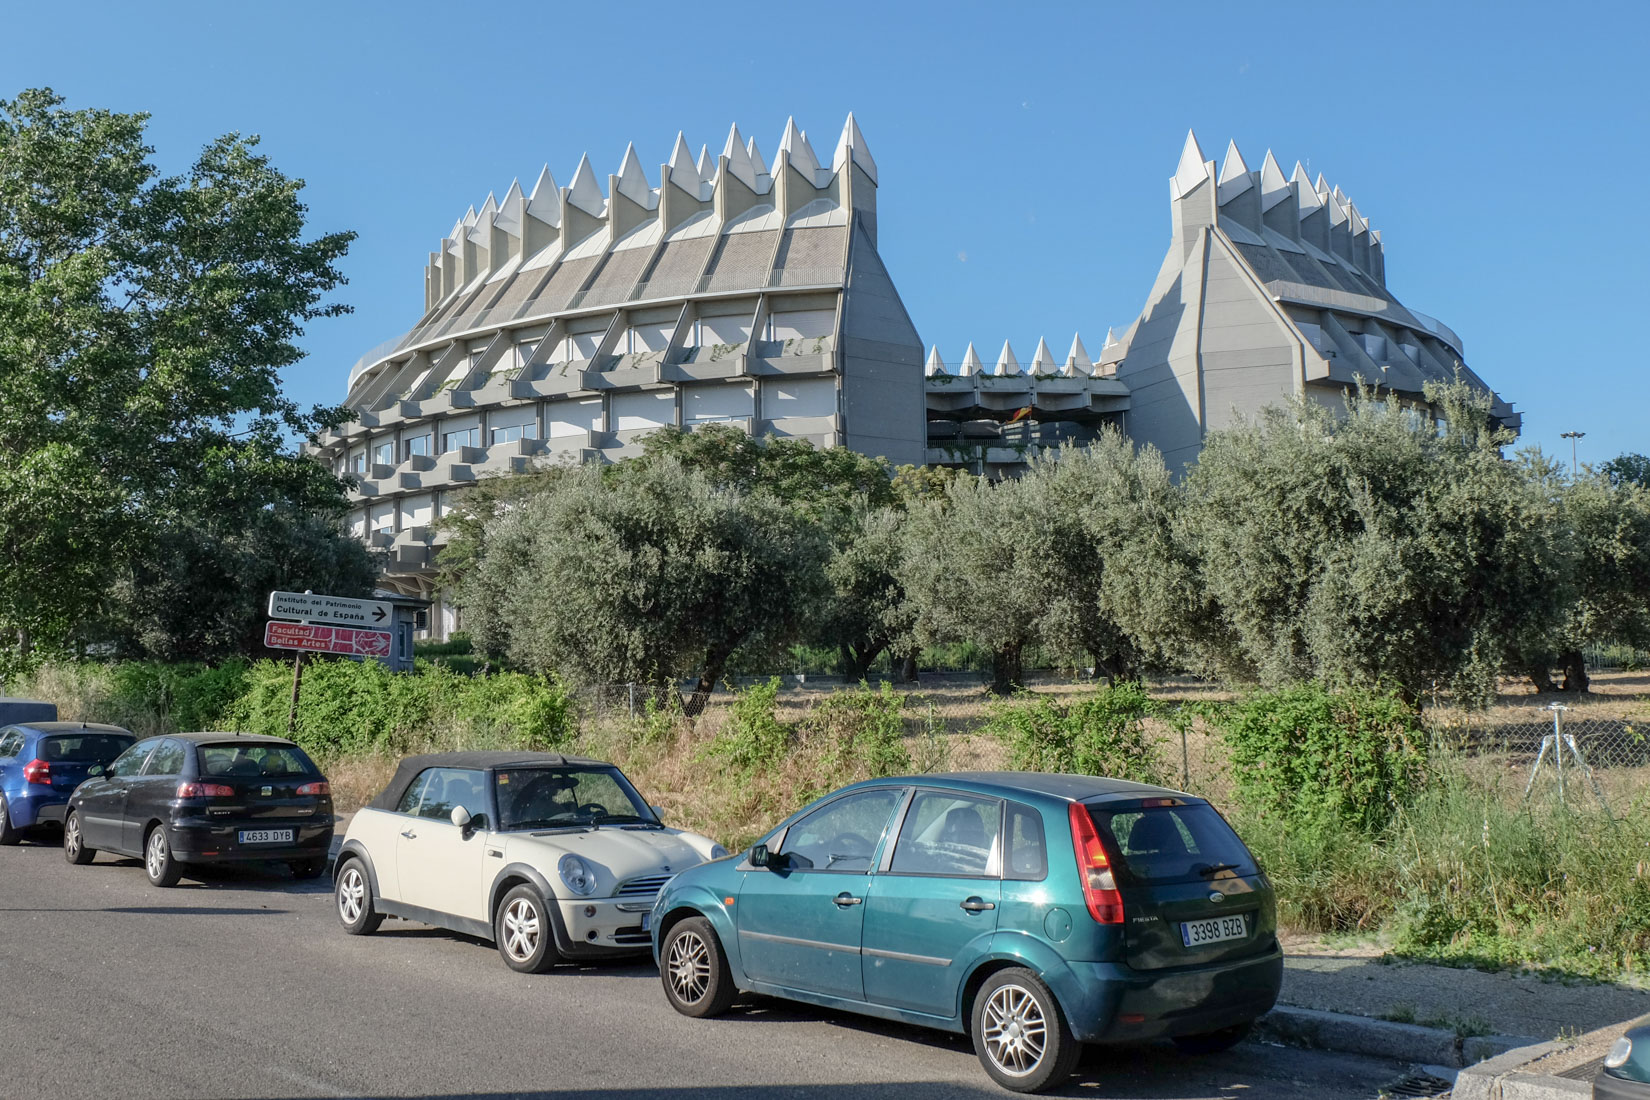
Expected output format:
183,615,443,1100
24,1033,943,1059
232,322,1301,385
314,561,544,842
0,836,1415,1100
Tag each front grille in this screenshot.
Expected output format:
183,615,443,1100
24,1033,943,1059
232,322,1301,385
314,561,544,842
615,874,672,898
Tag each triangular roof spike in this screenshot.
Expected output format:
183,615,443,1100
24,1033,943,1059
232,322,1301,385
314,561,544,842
468,193,497,243
614,142,652,207
525,165,560,226
1172,129,1211,198
720,123,758,190
1314,173,1330,198
478,192,498,218
958,343,983,376
1291,162,1323,214
495,178,525,234
1347,202,1368,234
924,346,947,377
1217,139,1253,204
993,340,1021,375
1259,150,1291,211
1067,333,1095,371
1030,336,1057,373
778,116,823,181
696,144,712,180
746,136,769,180
1331,184,1348,206
566,153,606,216
831,112,879,184
667,132,699,193
1327,191,1349,226
1101,327,1116,349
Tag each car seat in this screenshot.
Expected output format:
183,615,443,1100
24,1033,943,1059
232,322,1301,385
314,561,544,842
939,806,988,849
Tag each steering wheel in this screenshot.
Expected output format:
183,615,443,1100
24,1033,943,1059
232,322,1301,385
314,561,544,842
827,832,875,865
576,802,608,818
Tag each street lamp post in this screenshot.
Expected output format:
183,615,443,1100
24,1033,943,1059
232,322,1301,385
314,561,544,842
1560,430,1586,476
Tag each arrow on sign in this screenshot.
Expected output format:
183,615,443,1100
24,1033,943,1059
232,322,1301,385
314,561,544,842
372,606,387,623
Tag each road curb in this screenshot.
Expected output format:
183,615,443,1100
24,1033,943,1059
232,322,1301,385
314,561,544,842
1451,1041,1590,1100
1258,1005,1544,1069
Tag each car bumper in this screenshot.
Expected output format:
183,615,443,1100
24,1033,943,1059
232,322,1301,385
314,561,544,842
1596,1072,1650,1099
1064,943,1284,1044
557,896,656,956
6,790,68,828
165,818,333,864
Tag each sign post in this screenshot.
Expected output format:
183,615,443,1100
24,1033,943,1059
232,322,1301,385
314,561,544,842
266,590,399,732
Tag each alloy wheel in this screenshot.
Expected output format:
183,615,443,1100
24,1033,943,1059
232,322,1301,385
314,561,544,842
667,929,712,1004
338,867,365,924
64,816,80,858
980,982,1049,1078
502,897,540,961
146,830,167,879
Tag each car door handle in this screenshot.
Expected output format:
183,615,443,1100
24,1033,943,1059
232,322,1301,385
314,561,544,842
833,892,863,907
400,829,417,839
960,897,996,912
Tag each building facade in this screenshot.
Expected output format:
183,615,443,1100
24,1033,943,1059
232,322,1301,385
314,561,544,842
318,122,1518,634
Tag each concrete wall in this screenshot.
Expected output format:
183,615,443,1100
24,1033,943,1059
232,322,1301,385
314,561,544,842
840,219,924,466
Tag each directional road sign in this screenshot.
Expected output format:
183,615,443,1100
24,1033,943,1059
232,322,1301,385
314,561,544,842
263,621,393,658
267,590,392,628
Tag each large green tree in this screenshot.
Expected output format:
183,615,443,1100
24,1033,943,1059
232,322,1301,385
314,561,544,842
0,88,361,664
454,459,828,712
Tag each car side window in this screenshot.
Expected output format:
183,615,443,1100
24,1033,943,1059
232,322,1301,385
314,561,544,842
415,768,487,822
776,789,903,873
1004,802,1047,881
0,729,21,758
107,742,156,778
397,770,437,815
889,791,1002,878
143,740,187,776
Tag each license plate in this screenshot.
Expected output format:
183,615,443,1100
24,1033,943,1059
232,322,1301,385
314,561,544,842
238,828,294,845
641,913,651,931
1181,913,1248,947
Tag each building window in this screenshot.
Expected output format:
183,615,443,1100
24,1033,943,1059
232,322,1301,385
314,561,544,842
373,440,394,466
442,427,480,452
490,422,538,445
404,434,431,460
351,452,366,473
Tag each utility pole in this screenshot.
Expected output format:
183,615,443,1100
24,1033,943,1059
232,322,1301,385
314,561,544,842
1560,430,1585,476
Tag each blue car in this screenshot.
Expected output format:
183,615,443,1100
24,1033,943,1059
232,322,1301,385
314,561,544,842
651,772,1282,1093
0,723,136,844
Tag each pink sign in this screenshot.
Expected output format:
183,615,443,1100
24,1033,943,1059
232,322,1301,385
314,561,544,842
264,620,392,658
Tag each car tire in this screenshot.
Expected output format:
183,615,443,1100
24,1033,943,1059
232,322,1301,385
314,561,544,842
290,856,328,880
334,858,383,935
1171,1021,1251,1055
660,916,737,1019
0,794,20,845
143,824,183,888
495,884,558,974
63,810,95,865
970,968,1082,1094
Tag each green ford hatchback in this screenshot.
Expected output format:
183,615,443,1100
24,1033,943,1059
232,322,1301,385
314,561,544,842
650,773,1282,1093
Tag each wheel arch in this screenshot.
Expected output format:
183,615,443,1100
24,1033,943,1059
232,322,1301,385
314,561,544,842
489,862,571,952
334,840,380,897
956,934,1087,1031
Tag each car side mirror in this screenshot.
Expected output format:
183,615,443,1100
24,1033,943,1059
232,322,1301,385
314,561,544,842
649,804,665,822
450,806,472,832
750,843,772,868
88,765,105,778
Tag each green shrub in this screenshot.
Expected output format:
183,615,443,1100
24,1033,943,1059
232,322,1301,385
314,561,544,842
796,681,912,778
703,677,791,772
983,682,1168,784
1218,683,1428,832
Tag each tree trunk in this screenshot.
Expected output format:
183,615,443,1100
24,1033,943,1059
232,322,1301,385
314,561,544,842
989,643,1024,696
895,651,919,684
1527,663,1559,694
842,640,887,684
1560,649,1590,694
683,644,737,717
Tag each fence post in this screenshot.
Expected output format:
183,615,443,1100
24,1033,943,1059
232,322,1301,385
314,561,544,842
1552,704,1566,803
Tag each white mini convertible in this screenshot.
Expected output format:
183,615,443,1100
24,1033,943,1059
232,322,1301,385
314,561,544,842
334,751,727,972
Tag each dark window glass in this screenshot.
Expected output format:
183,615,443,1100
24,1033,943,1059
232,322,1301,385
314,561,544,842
1005,802,1047,881
404,435,430,459
143,740,187,776
41,734,134,763
0,730,21,757
107,742,156,778
776,789,902,873
890,791,1001,877
411,767,487,822
397,770,436,815
496,766,651,831
198,744,317,779
1090,803,1257,885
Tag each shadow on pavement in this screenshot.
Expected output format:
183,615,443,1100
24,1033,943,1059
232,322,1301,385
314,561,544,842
0,905,285,915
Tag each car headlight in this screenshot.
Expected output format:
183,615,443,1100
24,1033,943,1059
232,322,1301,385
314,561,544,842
709,844,730,860
558,853,597,896
1607,1036,1633,1069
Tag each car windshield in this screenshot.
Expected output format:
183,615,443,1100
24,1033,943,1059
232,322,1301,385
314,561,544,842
494,766,656,831
40,733,133,763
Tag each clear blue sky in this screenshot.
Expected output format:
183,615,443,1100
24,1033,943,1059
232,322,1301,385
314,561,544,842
7,0,1646,466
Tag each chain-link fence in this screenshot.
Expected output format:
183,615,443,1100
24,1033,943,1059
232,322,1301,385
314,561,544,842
1433,708,1647,814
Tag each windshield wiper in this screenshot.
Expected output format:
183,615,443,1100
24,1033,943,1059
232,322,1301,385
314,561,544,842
512,819,590,832
1196,862,1243,877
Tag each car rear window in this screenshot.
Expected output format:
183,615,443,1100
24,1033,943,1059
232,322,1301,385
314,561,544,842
41,734,134,763
199,744,317,779
1087,802,1256,885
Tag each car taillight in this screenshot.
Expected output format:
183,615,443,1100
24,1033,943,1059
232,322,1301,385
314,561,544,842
22,759,50,785
297,781,330,797
177,781,236,798
1068,802,1124,925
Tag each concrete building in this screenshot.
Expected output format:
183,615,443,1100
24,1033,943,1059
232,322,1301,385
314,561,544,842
1097,132,1519,472
311,116,925,628
319,122,1518,632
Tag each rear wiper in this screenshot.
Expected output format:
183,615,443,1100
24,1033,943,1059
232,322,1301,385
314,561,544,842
1196,862,1243,877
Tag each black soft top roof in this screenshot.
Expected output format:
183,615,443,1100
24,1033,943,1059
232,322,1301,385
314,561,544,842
368,751,613,812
